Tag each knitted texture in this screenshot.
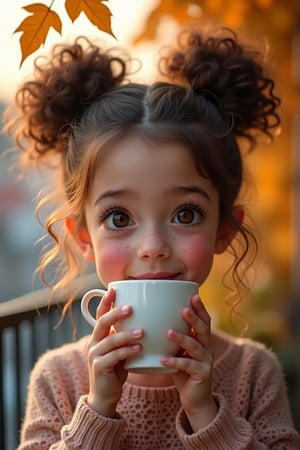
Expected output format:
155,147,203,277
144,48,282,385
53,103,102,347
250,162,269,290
18,331,300,449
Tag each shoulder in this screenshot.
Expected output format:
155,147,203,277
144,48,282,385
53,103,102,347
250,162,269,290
22,336,90,428
34,334,89,369
212,330,290,411
213,330,283,375
29,335,89,390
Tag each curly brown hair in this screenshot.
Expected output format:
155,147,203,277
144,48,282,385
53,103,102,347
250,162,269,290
4,29,280,320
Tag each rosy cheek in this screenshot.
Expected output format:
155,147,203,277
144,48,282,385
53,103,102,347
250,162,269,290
95,243,129,283
180,239,214,271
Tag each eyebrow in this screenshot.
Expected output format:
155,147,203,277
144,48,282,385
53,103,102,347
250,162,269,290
94,185,210,207
168,185,211,202
94,189,135,207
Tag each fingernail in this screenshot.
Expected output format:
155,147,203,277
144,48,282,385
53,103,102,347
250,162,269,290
131,344,140,351
169,329,179,338
132,329,142,337
161,356,170,363
121,305,130,314
194,295,203,306
184,307,193,317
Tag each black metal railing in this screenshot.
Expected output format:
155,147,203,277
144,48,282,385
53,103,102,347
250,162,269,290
0,273,100,450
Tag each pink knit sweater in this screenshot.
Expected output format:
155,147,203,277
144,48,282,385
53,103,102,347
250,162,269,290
18,331,300,449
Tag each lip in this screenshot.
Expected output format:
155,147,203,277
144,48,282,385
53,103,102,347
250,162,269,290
128,272,181,280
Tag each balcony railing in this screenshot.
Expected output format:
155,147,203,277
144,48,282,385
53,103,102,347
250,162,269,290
0,272,100,450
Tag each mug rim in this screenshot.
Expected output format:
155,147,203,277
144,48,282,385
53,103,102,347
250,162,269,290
108,279,199,287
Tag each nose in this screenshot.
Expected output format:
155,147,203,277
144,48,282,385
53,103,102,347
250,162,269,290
137,226,171,261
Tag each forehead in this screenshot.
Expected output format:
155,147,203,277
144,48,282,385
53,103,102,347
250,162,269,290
88,134,218,203
102,135,194,171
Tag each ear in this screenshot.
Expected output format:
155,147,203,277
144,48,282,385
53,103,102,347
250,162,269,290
65,217,95,262
214,207,244,255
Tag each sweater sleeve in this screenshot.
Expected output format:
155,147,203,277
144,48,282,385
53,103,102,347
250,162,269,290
19,394,125,450
54,396,125,450
176,394,268,450
17,344,126,450
175,344,300,450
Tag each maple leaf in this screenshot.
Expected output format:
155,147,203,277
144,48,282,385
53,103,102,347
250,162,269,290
15,3,62,67
65,0,115,38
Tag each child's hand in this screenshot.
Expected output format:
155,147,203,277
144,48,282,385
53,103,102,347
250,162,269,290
87,288,142,417
161,295,218,432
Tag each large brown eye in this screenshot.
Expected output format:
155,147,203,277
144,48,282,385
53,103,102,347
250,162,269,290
172,205,205,225
107,212,130,228
101,209,134,230
175,208,196,224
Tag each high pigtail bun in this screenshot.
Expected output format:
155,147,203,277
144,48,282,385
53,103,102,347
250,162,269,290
160,29,281,149
5,37,128,167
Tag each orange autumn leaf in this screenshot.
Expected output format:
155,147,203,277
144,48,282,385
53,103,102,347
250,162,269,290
15,3,62,66
65,0,115,38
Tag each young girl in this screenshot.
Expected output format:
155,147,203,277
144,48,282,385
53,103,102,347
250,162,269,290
5,28,300,449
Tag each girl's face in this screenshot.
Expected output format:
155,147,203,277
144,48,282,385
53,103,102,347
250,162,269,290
80,135,230,287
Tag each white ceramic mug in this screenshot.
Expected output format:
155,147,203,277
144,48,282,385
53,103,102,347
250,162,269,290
81,279,199,374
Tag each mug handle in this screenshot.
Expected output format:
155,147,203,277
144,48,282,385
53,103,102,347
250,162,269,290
81,288,107,327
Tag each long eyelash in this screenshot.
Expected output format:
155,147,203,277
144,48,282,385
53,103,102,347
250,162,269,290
97,206,126,224
180,201,207,217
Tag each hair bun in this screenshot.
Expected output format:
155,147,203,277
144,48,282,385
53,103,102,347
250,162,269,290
7,37,128,165
160,29,280,148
